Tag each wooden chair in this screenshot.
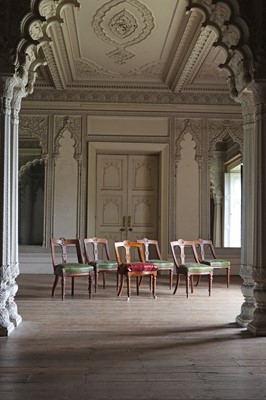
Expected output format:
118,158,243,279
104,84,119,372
50,238,94,300
83,237,118,292
137,238,174,289
114,240,158,301
194,239,231,287
170,239,213,298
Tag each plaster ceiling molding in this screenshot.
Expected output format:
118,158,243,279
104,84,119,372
192,46,227,87
164,8,205,89
92,0,155,65
38,0,58,18
36,0,81,89
75,59,120,80
174,26,217,92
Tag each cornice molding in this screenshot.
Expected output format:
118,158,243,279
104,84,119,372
24,87,237,107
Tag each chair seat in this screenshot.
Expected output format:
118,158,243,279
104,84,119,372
149,259,174,269
89,260,118,269
179,263,213,273
202,259,230,268
119,262,158,274
54,263,94,275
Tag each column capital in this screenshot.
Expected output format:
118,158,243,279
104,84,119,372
250,80,266,111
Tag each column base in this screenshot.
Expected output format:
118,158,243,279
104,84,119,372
13,315,22,327
247,322,266,336
236,315,252,327
235,302,255,327
0,322,15,336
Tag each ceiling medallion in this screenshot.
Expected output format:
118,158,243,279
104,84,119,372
110,9,138,39
92,0,155,65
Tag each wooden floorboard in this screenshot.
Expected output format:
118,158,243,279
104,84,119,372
1,274,265,400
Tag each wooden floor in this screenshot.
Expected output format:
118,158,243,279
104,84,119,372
1,273,266,400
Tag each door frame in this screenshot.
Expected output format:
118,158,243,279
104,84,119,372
87,142,169,258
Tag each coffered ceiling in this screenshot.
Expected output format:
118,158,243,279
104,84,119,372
35,0,229,94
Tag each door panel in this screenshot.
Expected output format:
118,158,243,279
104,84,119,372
128,156,158,240
96,154,158,257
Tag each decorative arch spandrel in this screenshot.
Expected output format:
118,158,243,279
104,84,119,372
174,118,202,173
54,115,82,161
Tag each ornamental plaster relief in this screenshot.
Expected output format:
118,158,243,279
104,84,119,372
26,88,236,105
174,118,202,169
20,115,48,157
54,115,82,160
75,59,164,81
165,9,205,88
92,0,155,65
175,26,217,92
207,119,243,161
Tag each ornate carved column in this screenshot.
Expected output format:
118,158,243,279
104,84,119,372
247,81,266,335
210,151,225,247
236,91,256,326
0,77,23,335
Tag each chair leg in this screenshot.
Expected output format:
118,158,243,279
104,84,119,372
127,275,131,300
186,274,189,298
71,276,74,296
102,271,106,289
195,275,201,286
169,269,173,290
173,274,180,294
190,275,194,293
136,277,140,295
209,272,213,296
61,275,66,301
227,268,230,288
88,275,92,299
52,275,59,297
94,270,98,293
117,273,124,296
116,270,119,289
153,274,157,299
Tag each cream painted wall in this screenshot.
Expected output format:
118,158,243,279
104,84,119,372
176,132,199,240
18,108,242,275
53,131,78,238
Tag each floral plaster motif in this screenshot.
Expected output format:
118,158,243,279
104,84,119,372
92,0,154,64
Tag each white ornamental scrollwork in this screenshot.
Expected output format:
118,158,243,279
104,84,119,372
54,116,82,160
92,0,154,64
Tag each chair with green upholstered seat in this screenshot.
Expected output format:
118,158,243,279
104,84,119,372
50,238,94,300
137,238,174,289
83,237,118,293
194,239,231,287
170,239,213,298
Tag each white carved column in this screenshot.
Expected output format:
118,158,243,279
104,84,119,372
211,151,225,247
0,77,23,335
236,91,256,326
247,81,266,335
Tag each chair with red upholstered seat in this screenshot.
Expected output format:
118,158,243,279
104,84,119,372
170,239,214,298
114,240,158,301
137,238,174,289
50,238,94,300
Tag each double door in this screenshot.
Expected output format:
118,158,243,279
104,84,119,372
96,154,158,253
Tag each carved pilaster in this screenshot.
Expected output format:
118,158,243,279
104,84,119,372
247,81,266,335
235,90,255,326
